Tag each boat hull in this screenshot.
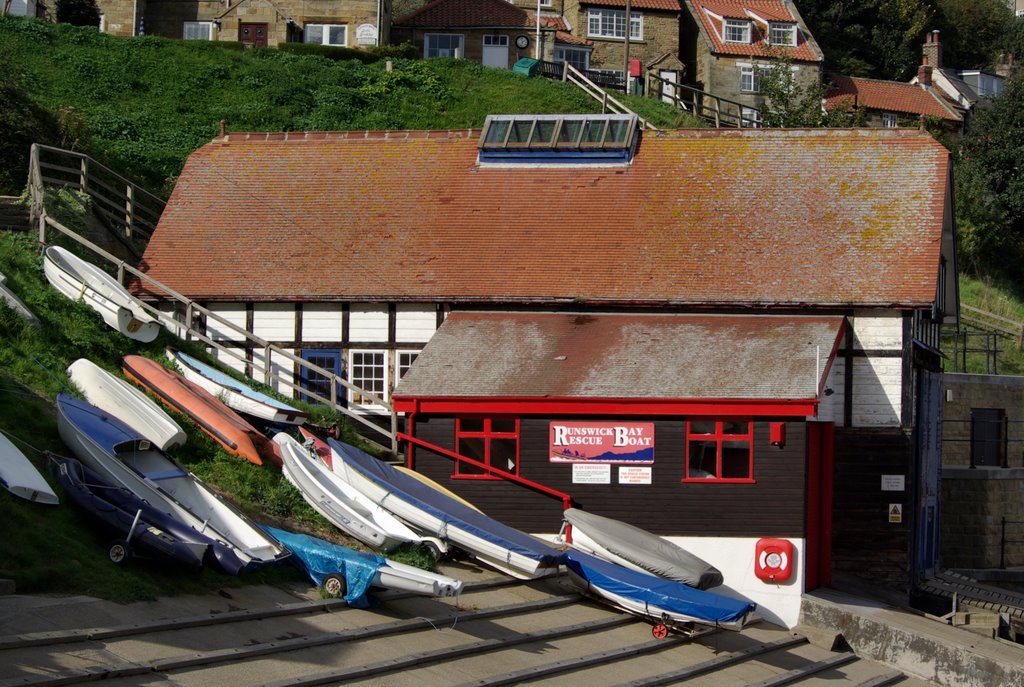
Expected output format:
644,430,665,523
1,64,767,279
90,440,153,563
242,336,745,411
0,271,40,328
122,355,280,466
56,393,287,574
68,358,187,450
0,432,58,504
43,246,159,342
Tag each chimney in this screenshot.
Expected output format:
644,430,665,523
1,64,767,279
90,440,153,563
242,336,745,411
922,29,942,70
918,55,933,87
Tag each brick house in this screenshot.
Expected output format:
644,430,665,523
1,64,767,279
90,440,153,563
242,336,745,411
681,0,823,124
94,0,389,48
823,71,964,132
135,120,956,627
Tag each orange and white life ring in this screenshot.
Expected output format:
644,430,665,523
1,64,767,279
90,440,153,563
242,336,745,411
755,538,794,582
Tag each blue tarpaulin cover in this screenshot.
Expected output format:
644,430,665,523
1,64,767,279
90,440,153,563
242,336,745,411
265,526,384,608
328,439,564,566
565,550,755,626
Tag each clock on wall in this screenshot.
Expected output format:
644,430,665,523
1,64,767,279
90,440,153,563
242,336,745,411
515,35,529,49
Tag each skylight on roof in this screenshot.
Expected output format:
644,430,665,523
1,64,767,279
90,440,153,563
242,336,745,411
478,114,638,165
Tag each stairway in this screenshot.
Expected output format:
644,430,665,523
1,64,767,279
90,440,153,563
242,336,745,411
0,196,30,232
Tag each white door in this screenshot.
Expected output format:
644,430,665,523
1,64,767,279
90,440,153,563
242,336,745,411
660,70,677,104
483,35,510,69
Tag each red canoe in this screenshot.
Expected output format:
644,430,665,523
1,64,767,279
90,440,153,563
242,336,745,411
122,355,281,467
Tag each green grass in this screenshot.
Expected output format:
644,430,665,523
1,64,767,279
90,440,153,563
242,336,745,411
945,274,1024,375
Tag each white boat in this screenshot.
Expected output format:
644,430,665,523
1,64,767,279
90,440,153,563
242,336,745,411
67,358,187,450
560,508,724,589
328,438,564,580
275,433,445,556
42,246,160,342
0,431,58,504
0,271,40,328
57,393,288,574
168,349,307,427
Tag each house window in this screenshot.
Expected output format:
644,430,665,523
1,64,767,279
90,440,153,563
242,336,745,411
183,21,213,41
455,417,519,479
305,23,347,46
555,46,590,71
683,420,754,482
425,33,464,58
483,35,508,47
590,68,625,89
348,349,387,408
397,350,418,379
741,106,761,128
881,112,898,128
588,8,642,40
724,18,750,43
740,65,762,92
768,22,796,46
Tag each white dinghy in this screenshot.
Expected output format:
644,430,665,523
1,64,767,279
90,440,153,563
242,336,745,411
0,431,58,504
43,246,160,342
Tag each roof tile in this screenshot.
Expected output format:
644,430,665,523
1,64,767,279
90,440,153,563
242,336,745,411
687,0,820,61
825,74,963,121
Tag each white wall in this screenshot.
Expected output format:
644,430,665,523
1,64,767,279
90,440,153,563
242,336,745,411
302,303,343,342
5,0,36,16
350,303,388,342
396,304,436,343
206,302,246,341
252,303,294,341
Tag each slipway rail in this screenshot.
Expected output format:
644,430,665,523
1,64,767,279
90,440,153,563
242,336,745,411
27,144,398,455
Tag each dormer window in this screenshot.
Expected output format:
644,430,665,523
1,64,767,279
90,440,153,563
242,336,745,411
768,22,797,47
724,18,751,43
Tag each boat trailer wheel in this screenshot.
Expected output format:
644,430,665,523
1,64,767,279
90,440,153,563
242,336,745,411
651,623,669,639
107,540,131,566
323,573,347,598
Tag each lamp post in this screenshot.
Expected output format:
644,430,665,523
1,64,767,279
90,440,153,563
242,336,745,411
535,0,542,60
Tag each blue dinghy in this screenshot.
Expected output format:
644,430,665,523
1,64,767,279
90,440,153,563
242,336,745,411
327,439,565,579
564,550,756,631
54,455,213,570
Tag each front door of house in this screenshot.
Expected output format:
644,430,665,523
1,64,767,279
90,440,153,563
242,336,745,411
240,23,269,47
660,69,678,104
300,349,342,405
482,35,510,68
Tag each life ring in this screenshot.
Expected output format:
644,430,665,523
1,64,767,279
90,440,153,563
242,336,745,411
755,538,794,583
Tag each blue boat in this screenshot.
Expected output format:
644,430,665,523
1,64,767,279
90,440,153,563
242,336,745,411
54,455,213,570
265,526,464,607
56,393,288,574
327,438,565,579
564,550,756,631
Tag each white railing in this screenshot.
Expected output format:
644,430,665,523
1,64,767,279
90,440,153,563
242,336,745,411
561,64,659,131
29,144,399,455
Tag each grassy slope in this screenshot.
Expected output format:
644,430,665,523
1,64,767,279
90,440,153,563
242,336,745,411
950,275,1024,375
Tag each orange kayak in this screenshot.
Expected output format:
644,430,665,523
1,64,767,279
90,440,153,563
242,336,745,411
122,355,281,467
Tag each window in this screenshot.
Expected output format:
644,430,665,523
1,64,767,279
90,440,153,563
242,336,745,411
741,106,761,128
455,417,519,479
425,33,464,58
684,420,753,482
483,35,508,47
768,22,796,46
183,21,213,41
587,9,642,40
881,112,898,128
305,23,347,46
740,65,763,92
554,46,590,71
724,18,750,43
397,350,418,379
349,349,387,408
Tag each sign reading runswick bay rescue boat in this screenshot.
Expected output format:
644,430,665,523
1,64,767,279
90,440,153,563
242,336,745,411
549,421,655,464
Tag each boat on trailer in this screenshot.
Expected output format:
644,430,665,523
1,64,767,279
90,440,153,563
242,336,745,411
265,526,463,606
56,393,288,574
42,245,160,342
68,358,187,450
275,432,445,556
121,354,281,466
560,507,723,589
168,348,307,428
327,438,564,580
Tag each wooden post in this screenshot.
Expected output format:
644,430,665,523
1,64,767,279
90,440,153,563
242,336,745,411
125,184,135,238
80,157,88,193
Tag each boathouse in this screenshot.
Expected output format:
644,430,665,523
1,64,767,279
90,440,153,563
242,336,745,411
136,117,957,626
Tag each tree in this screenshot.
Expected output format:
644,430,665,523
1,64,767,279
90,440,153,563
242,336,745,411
56,0,100,27
756,56,863,128
934,0,1013,69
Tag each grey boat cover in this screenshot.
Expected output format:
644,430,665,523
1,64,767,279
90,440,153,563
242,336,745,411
564,508,723,590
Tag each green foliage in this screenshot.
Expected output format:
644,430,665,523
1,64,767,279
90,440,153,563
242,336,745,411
0,68,62,194
278,42,378,63
758,55,863,127
944,275,1024,375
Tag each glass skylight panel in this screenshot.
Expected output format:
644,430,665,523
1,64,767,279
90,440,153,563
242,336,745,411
478,114,638,164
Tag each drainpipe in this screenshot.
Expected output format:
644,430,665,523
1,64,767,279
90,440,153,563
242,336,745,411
376,0,381,45
535,0,541,60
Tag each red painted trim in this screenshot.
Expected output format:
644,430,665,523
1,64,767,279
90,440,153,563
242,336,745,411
804,421,836,591
399,431,574,511
393,396,818,416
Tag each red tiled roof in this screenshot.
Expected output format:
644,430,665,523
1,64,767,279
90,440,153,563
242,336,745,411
824,75,963,122
138,127,950,308
555,30,593,46
395,0,532,28
580,0,682,10
395,312,845,400
686,0,820,61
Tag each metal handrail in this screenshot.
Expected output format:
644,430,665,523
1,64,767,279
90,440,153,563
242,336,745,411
29,145,399,455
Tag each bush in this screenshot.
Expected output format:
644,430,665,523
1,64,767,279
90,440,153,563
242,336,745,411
278,42,378,63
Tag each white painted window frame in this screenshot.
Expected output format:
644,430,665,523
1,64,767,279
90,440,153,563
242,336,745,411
768,22,796,46
881,112,898,128
740,64,763,93
397,349,419,381
348,348,388,410
425,33,465,58
587,8,642,40
183,21,213,41
723,18,750,44
304,23,348,46
554,45,591,71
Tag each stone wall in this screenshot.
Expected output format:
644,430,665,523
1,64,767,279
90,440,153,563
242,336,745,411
942,373,1024,468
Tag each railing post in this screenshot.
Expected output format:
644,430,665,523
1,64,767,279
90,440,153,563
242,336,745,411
263,344,272,385
125,184,135,238
79,157,88,194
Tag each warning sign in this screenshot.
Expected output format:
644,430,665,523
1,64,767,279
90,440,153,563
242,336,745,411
889,503,903,523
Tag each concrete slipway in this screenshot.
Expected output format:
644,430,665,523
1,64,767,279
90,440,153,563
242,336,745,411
0,560,1019,687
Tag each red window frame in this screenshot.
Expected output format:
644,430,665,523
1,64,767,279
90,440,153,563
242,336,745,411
453,416,520,480
682,419,755,483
